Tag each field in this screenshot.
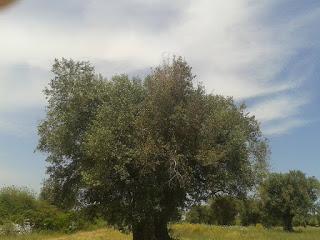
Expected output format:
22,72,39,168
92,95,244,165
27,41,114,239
1,224,320,240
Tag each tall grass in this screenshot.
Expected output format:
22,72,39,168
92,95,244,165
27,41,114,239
172,223,320,240
0,224,320,240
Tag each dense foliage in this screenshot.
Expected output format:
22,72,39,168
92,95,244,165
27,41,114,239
210,196,238,225
0,187,67,232
38,57,268,240
186,196,238,226
239,197,262,226
186,205,214,225
185,197,261,226
0,186,99,234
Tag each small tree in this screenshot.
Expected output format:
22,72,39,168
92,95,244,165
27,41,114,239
210,196,238,225
38,57,268,240
260,171,320,231
185,205,214,224
239,197,262,226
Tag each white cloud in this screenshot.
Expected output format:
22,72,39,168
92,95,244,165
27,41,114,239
263,119,309,136
248,94,310,136
0,0,318,135
248,95,309,123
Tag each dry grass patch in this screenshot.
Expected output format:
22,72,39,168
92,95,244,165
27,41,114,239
50,228,130,240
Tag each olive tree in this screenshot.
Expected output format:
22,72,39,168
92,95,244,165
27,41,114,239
38,57,268,240
260,171,320,231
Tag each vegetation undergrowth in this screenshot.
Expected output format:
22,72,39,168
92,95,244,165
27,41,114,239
1,224,320,240
171,224,320,240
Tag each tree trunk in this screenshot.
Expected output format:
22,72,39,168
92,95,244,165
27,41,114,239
154,217,171,240
132,222,156,240
132,218,171,240
283,214,294,232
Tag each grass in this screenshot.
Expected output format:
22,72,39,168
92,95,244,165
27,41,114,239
0,232,62,240
0,228,131,240
171,224,320,240
0,224,320,240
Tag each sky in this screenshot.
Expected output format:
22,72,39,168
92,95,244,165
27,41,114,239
0,0,319,191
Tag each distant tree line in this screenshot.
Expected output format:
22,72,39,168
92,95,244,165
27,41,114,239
186,170,320,231
1,170,318,235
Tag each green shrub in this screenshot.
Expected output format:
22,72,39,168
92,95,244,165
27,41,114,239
308,216,319,227
0,186,75,232
186,196,239,226
0,186,36,225
239,198,262,226
209,196,238,225
186,205,214,224
0,186,110,233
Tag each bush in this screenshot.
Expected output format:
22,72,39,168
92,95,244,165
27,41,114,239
186,196,239,226
185,205,214,224
0,186,111,235
0,186,78,232
0,186,36,225
239,198,262,226
209,196,238,225
308,216,319,227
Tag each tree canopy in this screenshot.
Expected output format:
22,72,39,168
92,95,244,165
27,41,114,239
38,57,268,240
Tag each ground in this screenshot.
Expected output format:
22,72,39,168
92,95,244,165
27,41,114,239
1,224,320,240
